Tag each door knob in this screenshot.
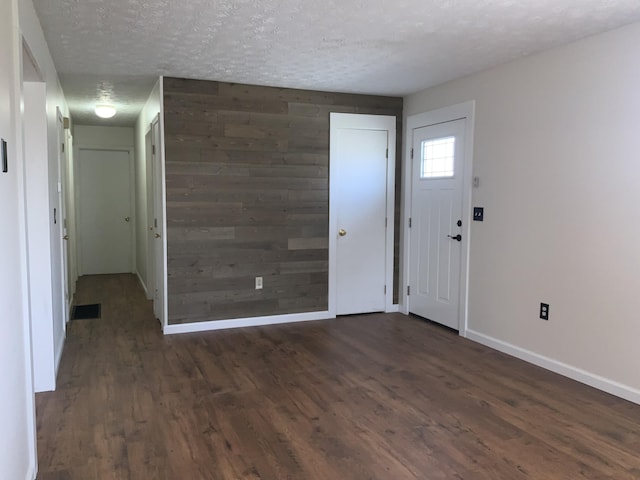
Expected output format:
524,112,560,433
338,228,347,237
125,216,130,222
447,234,462,242
63,235,69,240
154,233,161,238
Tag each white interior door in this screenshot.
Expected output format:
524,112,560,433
409,119,465,329
78,148,133,275
145,129,154,300
56,109,70,323
151,117,165,324
330,113,395,316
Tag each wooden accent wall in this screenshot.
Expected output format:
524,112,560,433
164,77,403,324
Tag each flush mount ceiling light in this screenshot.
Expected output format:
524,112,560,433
95,104,116,119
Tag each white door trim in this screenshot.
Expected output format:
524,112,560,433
402,101,475,337
151,113,168,329
74,145,136,276
56,108,69,328
329,112,397,316
155,78,169,331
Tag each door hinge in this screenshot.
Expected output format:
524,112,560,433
385,217,388,228
152,145,156,155
410,148,414,159
407,285,410,296
409,217,412,228
384,285,387,294
385,148,388,159
61,143,65,153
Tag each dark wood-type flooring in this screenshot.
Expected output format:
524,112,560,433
36,274,640,479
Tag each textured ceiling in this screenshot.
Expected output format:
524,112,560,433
33,0,640,127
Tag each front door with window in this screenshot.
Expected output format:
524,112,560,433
409,119,465,329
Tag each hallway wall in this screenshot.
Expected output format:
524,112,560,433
20,0,71,401
0,1,34,477
134,80,161,297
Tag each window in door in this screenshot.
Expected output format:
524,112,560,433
421,136,455,178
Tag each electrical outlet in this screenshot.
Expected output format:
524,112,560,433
540,303,549,321
255,276,263,290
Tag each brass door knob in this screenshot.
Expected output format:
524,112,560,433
339,228,347,237
154,233,161,238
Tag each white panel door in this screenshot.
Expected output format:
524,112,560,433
56,110,69,328
409,119,465,329
334,127,388,315
151,117,165,324
78,148,133,275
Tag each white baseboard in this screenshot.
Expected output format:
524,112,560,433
386,304,400,313
136,272,151,299
466,329,640,406
164,310,334,335
26,460,36,480
54,331,65,387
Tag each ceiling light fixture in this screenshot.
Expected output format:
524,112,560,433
95,104,117,119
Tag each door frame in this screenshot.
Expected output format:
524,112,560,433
402,101,475,336
144,127,154,301
56,108,70,327
150,113,167,328
329,113,397,316
74,145,136,276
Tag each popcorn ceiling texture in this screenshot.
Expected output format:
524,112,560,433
34,0,640,126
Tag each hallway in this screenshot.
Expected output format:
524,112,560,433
36,275,640,479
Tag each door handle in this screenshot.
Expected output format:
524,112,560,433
447,234,462,242
63,235,69,240
338,228,347,237
125,216,130,222
154,233,161,238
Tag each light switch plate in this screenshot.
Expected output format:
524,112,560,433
473,207,484,221
1,139,7,173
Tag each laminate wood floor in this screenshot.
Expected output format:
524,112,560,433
36,274,640,479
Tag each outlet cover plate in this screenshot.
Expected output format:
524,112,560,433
473,207,484,221
540,302,549,320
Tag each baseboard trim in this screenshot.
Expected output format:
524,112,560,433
136,272,151,300
164,310,334,335
466,329,640,406
26,461,36,480
54,332,65,386
386,304,400,313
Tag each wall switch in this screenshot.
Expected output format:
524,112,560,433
1,139,7,173
473,207,484,221
540,303,549,321
255,276,263,289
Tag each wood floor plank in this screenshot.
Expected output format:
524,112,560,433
36,274,640,479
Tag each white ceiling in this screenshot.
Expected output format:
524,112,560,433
33,0,640,127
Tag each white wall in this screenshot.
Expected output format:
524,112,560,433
74,125,135,148
1,1,36,478
405,22,640,401
134,81,161,295
20,0,70,397
23,81,56,393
